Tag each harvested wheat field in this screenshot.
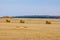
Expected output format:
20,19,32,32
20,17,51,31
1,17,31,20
0,18,60,40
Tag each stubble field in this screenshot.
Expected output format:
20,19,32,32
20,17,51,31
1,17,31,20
0,18,60,40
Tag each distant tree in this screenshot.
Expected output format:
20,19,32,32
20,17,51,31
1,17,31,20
2,16,12,18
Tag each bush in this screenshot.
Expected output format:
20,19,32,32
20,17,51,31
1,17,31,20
6,19,10,22
46,21,51,24
20,20,25,23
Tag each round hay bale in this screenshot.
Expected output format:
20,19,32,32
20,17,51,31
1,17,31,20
46,21,51,24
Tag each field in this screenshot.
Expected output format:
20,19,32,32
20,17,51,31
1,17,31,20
0,18,60,40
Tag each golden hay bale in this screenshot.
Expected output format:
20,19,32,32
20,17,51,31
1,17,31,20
20,20,25,23
46,21,51,24
6,19,10,23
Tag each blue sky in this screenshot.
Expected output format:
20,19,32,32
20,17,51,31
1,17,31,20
0,0,60,16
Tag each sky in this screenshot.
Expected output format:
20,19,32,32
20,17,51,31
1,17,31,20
0,0,60,16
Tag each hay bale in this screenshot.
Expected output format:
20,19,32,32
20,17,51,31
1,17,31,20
46,21,51,24
6,19,10,23
20,20,25,23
